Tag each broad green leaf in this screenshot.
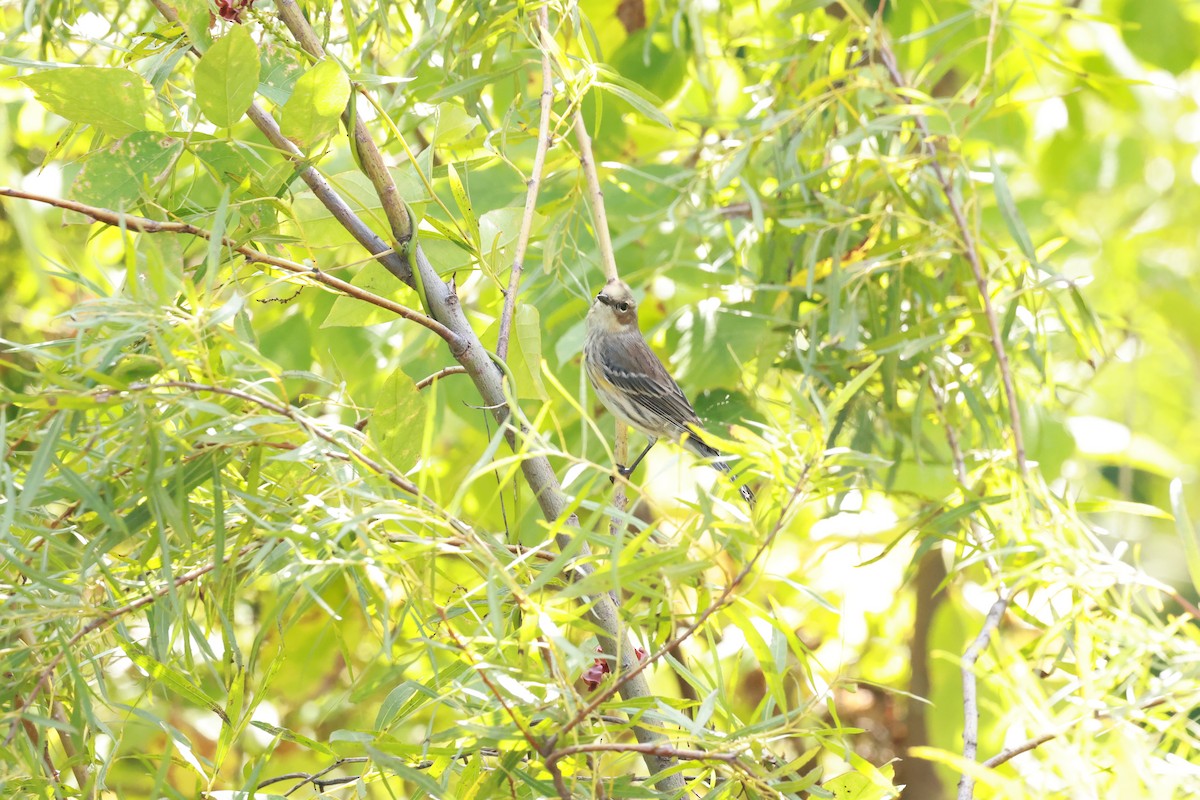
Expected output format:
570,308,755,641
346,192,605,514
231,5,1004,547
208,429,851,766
20,66,156,136
67,133,184,215
321,262,421,328
486,303,547,401
370,368,426,469
195,25,261,127
1119,0,1199,75
280,60,350,147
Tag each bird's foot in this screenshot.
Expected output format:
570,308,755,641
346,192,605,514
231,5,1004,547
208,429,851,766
609,464,632,484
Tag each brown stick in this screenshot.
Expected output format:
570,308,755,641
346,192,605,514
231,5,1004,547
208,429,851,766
0,188,461,352
497,6,555,361
874,32,1026,478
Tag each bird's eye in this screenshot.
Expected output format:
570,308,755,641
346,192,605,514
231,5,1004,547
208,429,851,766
618,302,629,312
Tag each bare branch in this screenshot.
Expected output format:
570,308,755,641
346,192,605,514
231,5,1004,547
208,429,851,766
572,111,619,284
416,365,468,390
983,696,1168,771
498,6,555,361
0,188,461,352
957,589,1013,799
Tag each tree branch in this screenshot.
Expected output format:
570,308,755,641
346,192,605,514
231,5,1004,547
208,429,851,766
0,188,461,352
148,0,414,286
874,28,1026,477
572,110,620,284
272,0,416,267
497,6,555,361
553,465,812,743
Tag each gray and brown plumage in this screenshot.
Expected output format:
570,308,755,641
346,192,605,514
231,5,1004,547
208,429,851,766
584,279,755,506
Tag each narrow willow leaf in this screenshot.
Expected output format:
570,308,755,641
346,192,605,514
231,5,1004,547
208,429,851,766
123,644,230,724
991,154,1038,266
447,162,480,248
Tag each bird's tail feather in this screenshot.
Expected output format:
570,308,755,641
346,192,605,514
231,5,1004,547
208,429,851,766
683,432,756,507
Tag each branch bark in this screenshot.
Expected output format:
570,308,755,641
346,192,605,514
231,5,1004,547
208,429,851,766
0,188,459,349
497,6,555,361
874,29,1026,478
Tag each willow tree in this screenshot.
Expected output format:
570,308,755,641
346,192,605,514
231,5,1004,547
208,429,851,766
2,1,1199,798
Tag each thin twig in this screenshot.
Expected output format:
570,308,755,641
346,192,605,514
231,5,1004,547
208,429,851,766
416,365,468,390
874,32,1027,477
982,696,1167,770
254,756,368,793
0,188,461,352
498,6,555,361
957,589,1013,799
553,463,813,743
571,111,619,284
929,369,1012,800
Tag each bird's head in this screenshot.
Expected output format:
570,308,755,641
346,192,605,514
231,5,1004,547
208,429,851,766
587,279,639,334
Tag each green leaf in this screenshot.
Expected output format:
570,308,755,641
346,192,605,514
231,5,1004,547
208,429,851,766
593,68,673,130
370,368,426,469
195,25,261,127
990,155,1037,266
1169,479,1200,596
447,162,480,248
1119,0,1199,75
366,746,446,796
825,359,882,421
123,643,230,724
249,721,336,756
280,60,351,147
20,66,156,136
67,133,184,215
320,262,421,328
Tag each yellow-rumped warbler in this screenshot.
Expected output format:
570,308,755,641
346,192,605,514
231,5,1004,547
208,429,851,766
584,279,755,506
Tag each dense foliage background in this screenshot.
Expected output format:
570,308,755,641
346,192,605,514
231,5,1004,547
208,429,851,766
3,0,1200,798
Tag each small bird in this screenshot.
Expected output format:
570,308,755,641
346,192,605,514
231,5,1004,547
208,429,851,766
584,279,755,506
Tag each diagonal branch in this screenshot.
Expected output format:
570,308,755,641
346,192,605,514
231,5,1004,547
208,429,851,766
497,6,555,361
147,0,414,286
572,110,620,284
255,5,683,790
0,188,462,353
874,30,1026,478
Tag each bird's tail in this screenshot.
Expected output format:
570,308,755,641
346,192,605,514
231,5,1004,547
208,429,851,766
683,432,756,507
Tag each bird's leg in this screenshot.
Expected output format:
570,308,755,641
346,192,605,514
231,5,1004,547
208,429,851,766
612,437,657,483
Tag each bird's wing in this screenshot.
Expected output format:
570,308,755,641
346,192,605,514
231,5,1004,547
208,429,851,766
596,333,701,434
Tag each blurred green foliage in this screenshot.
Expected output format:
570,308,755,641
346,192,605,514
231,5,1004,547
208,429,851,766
2,0,1200,798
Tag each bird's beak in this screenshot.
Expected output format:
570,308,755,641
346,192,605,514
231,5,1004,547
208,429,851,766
595,293,612,307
